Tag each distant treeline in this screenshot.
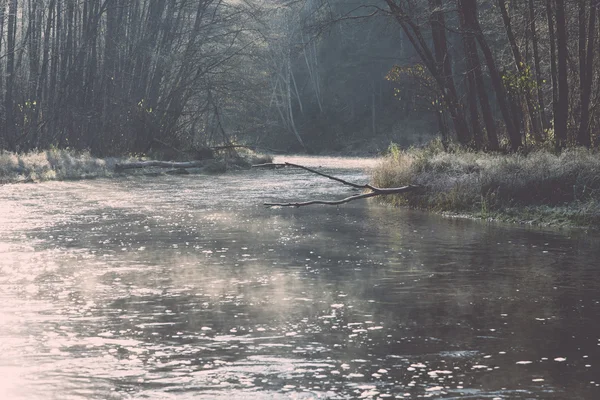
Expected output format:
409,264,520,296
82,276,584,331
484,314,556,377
0,0,598,154
0,0,261,155
378,0,599,151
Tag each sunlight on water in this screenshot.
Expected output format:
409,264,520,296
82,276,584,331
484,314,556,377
1,156,600,399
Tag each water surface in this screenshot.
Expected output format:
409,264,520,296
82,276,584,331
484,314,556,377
1,156,600,399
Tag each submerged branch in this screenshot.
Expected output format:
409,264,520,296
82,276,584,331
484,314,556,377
253,162,420,207
115,160,208,171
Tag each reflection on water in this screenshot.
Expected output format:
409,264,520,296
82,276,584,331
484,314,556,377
1,155,600,399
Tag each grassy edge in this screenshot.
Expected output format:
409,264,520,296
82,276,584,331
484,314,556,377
372,142,600,230
0,148,273,185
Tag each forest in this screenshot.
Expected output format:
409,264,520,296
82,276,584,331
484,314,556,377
0,0,598,156
4,3,600,397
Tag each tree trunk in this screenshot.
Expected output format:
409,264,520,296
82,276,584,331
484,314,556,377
554,0,569,150
546,0,559,133
529,0,549,132
462,0,521,150
577,0,597,147
27,0,40,102
497,0,542,142
5,0,18,149
459,0,483,149
34,0,56,147
429,0,471,145
101,0,118,146
384,0,471,146
0,0,5,98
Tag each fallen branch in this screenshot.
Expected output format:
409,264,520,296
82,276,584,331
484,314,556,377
252,162,420,207
254,162,376,189
115,160,208,171
210,144,254,151
213,144,289,154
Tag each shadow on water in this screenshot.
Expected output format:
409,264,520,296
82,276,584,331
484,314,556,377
1,156,600,399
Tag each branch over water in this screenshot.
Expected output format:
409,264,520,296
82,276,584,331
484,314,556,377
252,162,420,207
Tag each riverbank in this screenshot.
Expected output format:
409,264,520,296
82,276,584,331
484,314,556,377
372,142,600,229
0,148,272,185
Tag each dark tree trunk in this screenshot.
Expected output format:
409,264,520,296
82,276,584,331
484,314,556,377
5,0,18,149
34,0,56,147
429,0,471,145
27,0,40,102
436,105,449,149
458,0,482,148
547,0,559,131
529,0,549,132
0,0,5,99
384,0,471,146
577,0,597,147
497,0,542,142
462,0,521,150
473,58,500,151
554,0,569,150
48,0,61,143
101,0,118,141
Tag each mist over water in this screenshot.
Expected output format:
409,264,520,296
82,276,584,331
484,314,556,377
1,156,600,399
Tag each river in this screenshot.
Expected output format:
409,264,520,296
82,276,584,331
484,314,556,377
1,156,599,399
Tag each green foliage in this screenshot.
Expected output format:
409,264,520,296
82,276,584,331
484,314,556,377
386,64,440,113
386,142,402,160
137,98,153,114
502,63,537,94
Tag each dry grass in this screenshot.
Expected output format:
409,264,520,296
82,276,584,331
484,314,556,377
372,141,600,228
0,147,273,184
226,147,273,168
0,149,129,183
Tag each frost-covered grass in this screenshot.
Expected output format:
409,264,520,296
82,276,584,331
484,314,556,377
0,149,131,184
226,147,273,168
372,141,600,228
0,147,273,184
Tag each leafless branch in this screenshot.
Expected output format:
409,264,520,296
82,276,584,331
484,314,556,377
253,162,420,207
254,162,374,189
115,160,208,171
